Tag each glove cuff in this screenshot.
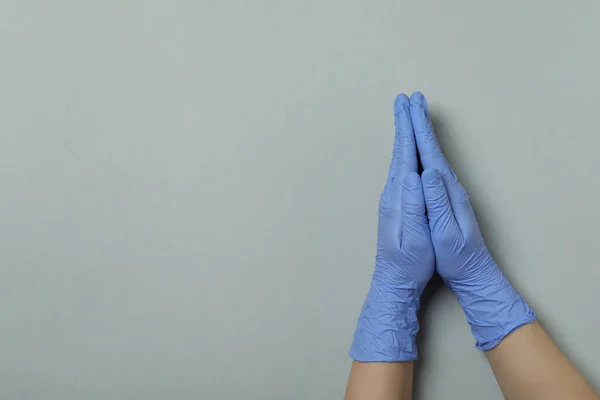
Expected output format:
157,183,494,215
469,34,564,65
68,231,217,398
449,267,536,351
349,282,420,362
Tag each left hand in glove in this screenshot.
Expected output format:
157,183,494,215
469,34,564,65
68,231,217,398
350,94,435,362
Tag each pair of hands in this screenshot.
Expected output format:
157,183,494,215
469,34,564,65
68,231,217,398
350,92,535,362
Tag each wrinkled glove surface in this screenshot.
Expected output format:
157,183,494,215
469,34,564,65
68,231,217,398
410,92,536,350
350,94,435,362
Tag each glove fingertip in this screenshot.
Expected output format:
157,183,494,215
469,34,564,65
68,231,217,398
409,91,427,109
394,93,410,115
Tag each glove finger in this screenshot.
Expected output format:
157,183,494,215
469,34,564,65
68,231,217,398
409,92,447,169
400,172,429,251
385,94,417,192
409,92,476,237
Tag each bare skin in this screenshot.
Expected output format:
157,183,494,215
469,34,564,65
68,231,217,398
345,361,413,400
345,322,599,400
487,321,599,400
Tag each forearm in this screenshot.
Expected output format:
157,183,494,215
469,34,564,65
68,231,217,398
448,263,536,350
349,282,420,362
345,361,413,400
486,321,599,400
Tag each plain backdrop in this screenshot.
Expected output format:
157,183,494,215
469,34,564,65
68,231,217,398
1,1,599,399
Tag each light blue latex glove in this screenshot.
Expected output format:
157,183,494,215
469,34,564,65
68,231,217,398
409,92,536,350
350,94,435,362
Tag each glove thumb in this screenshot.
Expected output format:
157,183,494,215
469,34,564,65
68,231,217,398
421,168,461,243
401,172,428,245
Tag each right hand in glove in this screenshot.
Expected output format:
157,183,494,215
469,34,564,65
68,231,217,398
409,92,536,350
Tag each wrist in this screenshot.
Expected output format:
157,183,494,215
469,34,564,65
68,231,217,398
447,266,536,351
350,280,420,362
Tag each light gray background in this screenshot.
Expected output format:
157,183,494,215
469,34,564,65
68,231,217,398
1,1,599,399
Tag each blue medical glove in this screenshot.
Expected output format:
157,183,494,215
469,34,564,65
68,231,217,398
409,92,536,351
349,94,435,362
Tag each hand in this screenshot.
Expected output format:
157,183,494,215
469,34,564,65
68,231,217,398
408,92,536,350
350,94,435,362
